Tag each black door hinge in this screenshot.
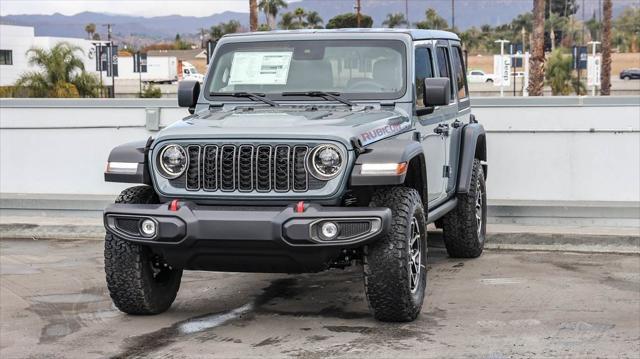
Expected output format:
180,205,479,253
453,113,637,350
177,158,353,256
443,165,450,178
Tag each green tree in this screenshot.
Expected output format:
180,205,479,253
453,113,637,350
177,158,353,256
84,23,96,40
326,13,373,29
140,83,162,98
545,49,574,95
382,13,407,28
585,11,601,42
258,0,288,30
545,0,579,18
210,20,242,40
279,12,296,29
414,8,449,30
613,7,640,52
15,42,101,98
293,8,307,27
306,11,323,29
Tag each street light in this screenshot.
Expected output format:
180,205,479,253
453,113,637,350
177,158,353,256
494,39,510,97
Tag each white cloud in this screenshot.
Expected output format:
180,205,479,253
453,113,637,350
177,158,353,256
0,0,253,17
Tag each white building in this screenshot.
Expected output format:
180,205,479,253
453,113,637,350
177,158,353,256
0,24,105,86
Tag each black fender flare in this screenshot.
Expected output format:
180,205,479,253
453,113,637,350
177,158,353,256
457,123,487,194
349,138,428,202
104,138,152,184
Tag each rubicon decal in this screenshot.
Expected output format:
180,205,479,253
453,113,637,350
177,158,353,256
359,120,411,145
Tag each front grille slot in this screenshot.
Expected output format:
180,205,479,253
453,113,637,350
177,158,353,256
174,143,323,193
220,145,236,191
202,145,218,191
292,146,308,192
186,145,201,191
274,145,291,192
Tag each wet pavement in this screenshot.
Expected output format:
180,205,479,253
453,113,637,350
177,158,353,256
0,236,639,358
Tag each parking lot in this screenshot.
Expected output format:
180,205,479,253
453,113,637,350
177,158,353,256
1,235,638,358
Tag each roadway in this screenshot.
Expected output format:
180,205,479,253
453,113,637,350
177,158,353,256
1,234,638,358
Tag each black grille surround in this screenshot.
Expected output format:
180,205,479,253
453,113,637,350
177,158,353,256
154,141,347,197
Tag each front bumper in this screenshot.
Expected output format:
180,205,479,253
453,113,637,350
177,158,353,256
104,202,391,273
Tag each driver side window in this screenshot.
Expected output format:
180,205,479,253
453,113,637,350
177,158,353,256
415,47,434,108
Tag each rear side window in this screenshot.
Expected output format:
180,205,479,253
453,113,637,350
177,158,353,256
414,47,434,108
451,46,469,100
435,46,454,99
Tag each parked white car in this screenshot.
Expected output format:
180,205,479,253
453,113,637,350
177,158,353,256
467,70,497,84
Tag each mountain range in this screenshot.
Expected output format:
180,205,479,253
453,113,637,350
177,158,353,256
0,0,632,42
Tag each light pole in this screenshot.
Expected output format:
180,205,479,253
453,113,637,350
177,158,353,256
588,41,601,96
495,39,510,97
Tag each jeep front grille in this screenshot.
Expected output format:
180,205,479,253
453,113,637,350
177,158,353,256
181,144,311,193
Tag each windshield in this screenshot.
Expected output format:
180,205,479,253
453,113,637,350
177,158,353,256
206,39,406,100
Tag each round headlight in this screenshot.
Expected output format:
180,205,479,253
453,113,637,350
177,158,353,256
159,144,187,179
309,144,344,180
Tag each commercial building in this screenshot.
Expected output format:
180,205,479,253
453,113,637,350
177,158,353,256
0,24,105,86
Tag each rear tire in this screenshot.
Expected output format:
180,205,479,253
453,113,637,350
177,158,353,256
105,186,182,315
363,187,427,322
442,159,486,258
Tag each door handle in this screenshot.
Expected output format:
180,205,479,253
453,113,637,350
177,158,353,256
433,124,450,136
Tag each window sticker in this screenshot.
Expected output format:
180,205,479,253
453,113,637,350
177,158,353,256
228,51,293,85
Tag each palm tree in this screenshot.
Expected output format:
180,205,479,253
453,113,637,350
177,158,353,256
415,8,449,30
210,25,224,41
600,0,612,96
249,0,259,31
294,8,306,27
222,20,241,34
84,23,96,40
305,11,323,29
279,12,295,29
15,42,100,98
258,0,288,30
382,13,407,28
528,0,545,96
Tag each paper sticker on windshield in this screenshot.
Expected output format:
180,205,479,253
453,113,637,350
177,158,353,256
228,51,293,85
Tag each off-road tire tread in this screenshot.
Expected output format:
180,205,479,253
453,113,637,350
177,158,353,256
105,186,182,315
442,159,485,258
363,187,426,322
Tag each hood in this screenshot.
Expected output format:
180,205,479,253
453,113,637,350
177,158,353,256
155,106,412,150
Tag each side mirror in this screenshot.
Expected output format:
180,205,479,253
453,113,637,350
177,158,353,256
178,81,200,113
422,77,451,108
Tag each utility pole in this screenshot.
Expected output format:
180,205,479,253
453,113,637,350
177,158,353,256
405,0,409,29
451,0,455,30
102,23,113,41
495,39,510,97
354,0,361,28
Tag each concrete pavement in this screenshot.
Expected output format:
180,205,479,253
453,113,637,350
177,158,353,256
1,236,639,358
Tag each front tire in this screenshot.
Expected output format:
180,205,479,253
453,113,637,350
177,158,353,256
104,186,183,315
442,159,487,258
363,187,427,322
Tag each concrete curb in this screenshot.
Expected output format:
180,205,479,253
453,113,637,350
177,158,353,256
1,221,638,254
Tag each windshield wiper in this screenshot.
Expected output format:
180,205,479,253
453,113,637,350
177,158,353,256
210,92,279,107
281,91,355,107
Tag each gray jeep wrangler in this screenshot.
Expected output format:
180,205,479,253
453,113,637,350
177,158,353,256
103,29,487,322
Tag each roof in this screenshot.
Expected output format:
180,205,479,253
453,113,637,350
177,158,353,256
147,49,206,59
223,28,460,41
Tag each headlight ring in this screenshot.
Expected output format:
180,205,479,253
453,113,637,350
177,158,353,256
158,144,187,179
308,144,345,180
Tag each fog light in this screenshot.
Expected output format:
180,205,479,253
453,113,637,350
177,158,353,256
321,222,339,240
140,219,157,237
